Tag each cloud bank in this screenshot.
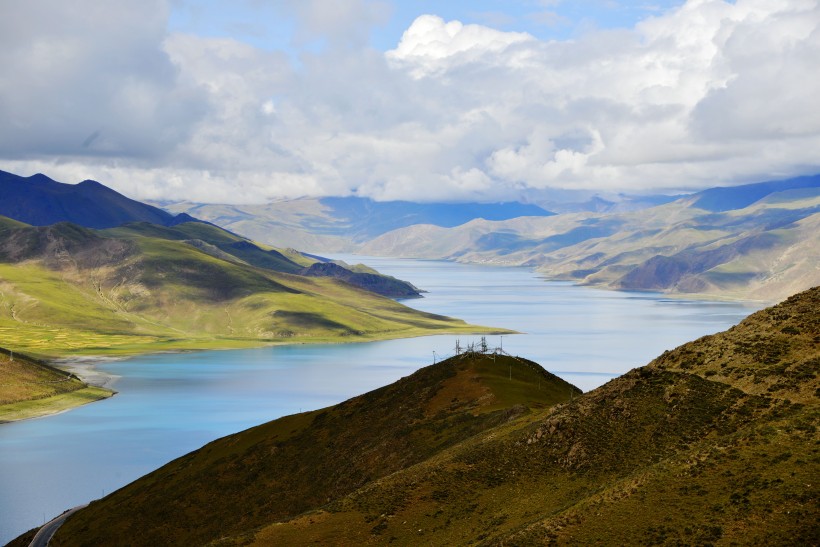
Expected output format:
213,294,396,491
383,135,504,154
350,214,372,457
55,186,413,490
1,0,819,203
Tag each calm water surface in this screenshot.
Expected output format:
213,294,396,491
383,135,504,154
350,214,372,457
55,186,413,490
0,257,759,543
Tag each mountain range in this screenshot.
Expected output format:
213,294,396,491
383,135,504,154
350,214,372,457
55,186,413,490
160,174,820,303
31,285,818,546
160,195,555,252
359,175,820,302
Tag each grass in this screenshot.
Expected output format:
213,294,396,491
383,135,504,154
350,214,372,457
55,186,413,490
0,347,115,422
0,236,504,359
0,386,113,423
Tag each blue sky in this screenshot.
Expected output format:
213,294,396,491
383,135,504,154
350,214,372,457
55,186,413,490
2,0,818,204
169,1,687,54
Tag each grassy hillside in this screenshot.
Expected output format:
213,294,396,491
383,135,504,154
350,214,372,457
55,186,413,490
0,219,495,359
0,347,113,422
106,221,423,297
52,287,819,546
53,353,579,546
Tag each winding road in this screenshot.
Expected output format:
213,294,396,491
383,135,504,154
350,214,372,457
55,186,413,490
29,505,86,547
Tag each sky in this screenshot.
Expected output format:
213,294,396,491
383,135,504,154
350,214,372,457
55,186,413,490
1,0,819,204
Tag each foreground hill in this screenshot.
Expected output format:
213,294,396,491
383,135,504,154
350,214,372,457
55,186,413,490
0,217,493,358
50,287,818,545
361,175,820,302
52,353,579,546
0,347,112,422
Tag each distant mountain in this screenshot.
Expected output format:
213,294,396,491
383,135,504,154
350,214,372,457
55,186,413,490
162,196,555,252
47,287,820,546
687,174,820,212
359,175,820,302
0,169,191,229
319,196,554,240
540,193,681,214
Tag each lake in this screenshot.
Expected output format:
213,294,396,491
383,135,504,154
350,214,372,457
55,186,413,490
0,257,759,544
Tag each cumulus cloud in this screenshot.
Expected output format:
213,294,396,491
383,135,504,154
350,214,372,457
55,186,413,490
0,0,207,160
2,0,819,203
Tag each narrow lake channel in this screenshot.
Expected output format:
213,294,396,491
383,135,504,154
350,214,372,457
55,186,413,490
0,257,759,543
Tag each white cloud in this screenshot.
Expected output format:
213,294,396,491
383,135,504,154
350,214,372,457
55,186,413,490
1,0,819,203
0,0,207,160
386,15,535,77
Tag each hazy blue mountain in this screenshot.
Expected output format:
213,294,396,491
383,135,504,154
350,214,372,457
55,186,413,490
161,196,555,251
0,170,190,229
318,196,555,240
687,174,820,212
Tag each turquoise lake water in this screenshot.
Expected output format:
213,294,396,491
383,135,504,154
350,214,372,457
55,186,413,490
0,257,759,543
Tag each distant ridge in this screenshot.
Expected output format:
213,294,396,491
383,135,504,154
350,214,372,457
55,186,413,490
0,170,191,229
688,174,820,212
318,196,555,240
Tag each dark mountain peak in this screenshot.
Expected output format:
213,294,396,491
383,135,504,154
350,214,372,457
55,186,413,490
168,212,198,226
25,172,56,184
0,169,200,230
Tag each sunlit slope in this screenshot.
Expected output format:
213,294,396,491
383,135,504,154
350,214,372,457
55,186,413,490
0,347,84,405
0,220,493,357
0,347,113,422
108,221,424,297
54,354,580,546
361,184,820,302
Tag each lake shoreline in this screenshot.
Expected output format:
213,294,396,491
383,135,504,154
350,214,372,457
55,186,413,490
1,324,514,424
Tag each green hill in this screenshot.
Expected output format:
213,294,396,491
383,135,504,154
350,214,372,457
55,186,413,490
0,218,495,359
0,347,112,423
50,287,818,546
